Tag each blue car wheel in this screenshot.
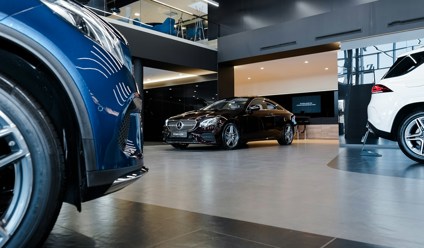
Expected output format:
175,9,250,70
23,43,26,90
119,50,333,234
0,76,64,248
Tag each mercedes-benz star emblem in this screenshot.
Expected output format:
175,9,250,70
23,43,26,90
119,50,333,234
176,121,184,130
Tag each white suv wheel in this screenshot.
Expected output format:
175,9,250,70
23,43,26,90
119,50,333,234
398,111,424,163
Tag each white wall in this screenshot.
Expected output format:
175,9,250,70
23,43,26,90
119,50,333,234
235,73,337,96
234,51,338,96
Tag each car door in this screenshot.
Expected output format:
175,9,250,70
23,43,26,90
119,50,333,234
264,100,285,137
240,98,271,140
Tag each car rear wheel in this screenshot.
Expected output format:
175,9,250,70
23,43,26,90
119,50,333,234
0,76,64,247
398,111,424,163
221,123,240,149
278,123,294,145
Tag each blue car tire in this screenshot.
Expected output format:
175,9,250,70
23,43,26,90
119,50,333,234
0,75,64,248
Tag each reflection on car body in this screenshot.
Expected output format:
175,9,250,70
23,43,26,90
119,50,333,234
163,97,296,149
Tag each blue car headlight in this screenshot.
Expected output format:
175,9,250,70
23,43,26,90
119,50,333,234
41,0,129,70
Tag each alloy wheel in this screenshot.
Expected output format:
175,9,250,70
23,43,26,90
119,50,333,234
0,111,33,247
403,115,424,157
223,123,239,149
284,125,293,143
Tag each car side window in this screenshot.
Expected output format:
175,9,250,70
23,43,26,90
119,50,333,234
265,100,277,110
248,99,267,110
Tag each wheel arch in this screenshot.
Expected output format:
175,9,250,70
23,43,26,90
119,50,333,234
391,102,424,140
0,31,95,211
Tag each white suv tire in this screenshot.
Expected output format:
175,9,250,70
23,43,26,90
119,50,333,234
397,110,424,163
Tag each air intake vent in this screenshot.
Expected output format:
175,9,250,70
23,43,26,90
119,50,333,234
260,41,297,51
118,110,131,151
316,29,362,40
388,17,424,27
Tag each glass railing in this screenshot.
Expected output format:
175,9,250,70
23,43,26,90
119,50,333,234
85,0,213,45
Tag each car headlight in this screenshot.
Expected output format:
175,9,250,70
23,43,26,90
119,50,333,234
200,117,218,128
41,0,129,69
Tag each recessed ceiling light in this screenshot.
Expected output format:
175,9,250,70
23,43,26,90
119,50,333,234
325,67,329,70
260,67,264,70
247,77,251,80
134,12,140,16
304,61,309,64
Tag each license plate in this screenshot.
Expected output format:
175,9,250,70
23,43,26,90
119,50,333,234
171,131,187,138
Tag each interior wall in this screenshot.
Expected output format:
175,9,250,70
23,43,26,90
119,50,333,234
234,51,338,96
235,73,337,96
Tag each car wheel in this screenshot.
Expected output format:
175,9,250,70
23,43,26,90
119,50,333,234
278,123,294,145
397,111,424,163
0,77,64,247
171,143,189,149
221,123,240,149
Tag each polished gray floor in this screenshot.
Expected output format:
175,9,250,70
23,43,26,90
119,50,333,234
48,140,424,247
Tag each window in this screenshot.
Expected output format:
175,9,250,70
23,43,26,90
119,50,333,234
248,98,267,110
265,100,277,110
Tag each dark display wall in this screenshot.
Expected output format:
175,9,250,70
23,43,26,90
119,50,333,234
267,91,338,125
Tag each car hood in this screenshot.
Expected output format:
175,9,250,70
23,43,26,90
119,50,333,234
168,109,241,121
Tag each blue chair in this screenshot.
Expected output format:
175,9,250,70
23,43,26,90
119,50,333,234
152,17,176,35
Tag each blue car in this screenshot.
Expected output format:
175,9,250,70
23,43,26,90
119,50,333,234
0,1,146,247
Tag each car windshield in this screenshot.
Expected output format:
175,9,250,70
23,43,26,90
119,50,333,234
202,98,249,111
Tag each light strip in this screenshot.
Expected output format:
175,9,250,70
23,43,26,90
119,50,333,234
151,0,194,16
144,74,197,84
202,0,219,7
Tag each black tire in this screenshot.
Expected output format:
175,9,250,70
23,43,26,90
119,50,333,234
278,123,294,145
0,75,64,248
171,143,189,149
397,111,424,163
221,123,240,150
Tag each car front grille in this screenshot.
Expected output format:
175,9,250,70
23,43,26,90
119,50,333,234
167,120,197,132
118,109,131,151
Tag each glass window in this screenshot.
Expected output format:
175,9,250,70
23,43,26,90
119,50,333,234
248,98,267,110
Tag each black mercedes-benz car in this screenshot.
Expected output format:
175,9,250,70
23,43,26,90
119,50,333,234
163,97,296,149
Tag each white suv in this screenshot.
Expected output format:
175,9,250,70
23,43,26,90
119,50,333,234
367,47,424,163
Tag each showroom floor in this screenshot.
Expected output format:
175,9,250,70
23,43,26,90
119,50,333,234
44,140,424,248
